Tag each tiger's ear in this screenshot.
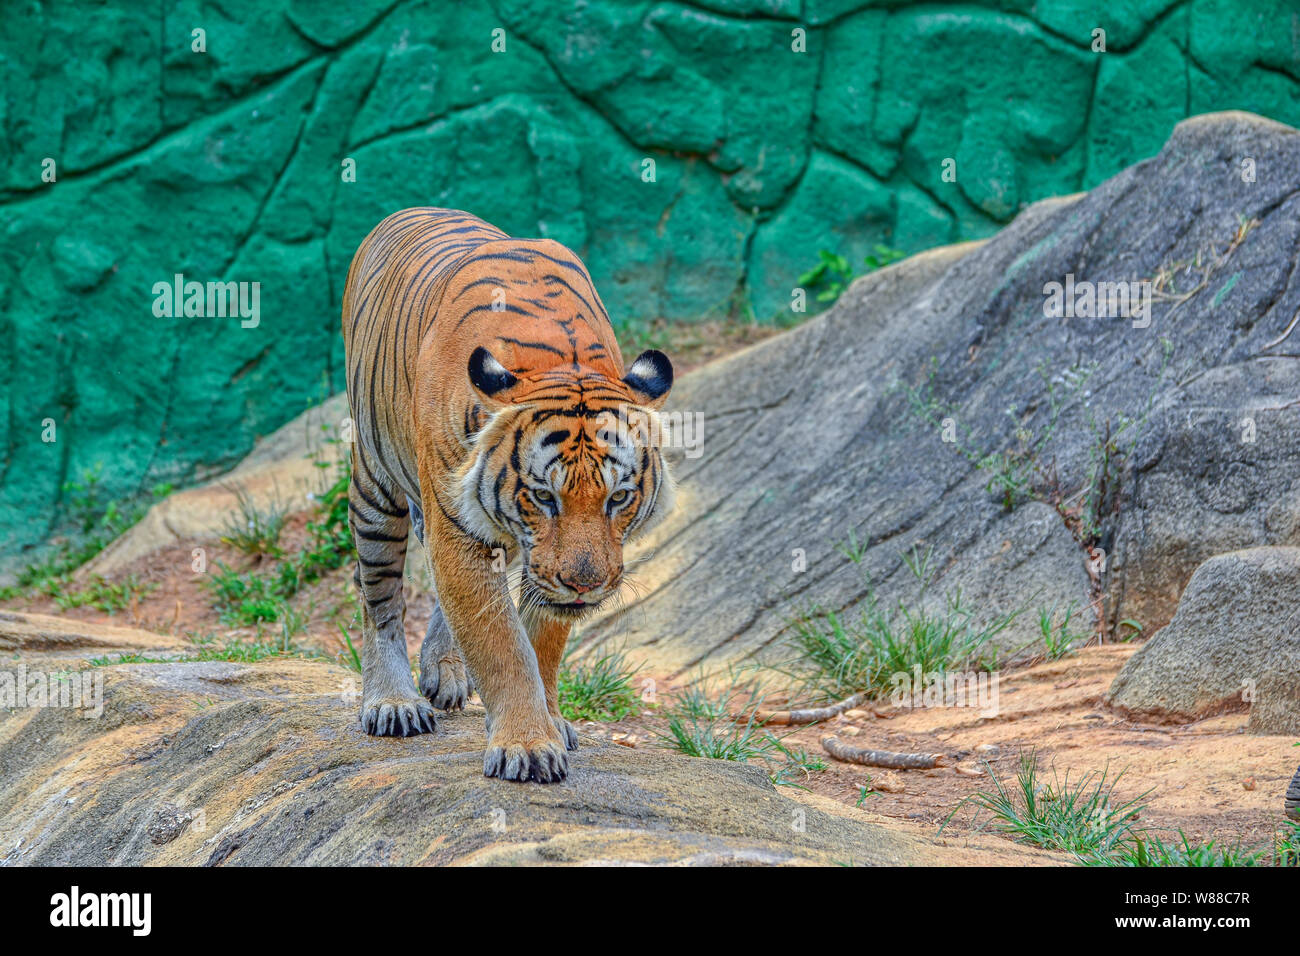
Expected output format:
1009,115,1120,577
623,349,673,409
468,346,519,404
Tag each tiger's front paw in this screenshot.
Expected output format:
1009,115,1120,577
419,654,471,712
361,695,439,737
483,726,569,783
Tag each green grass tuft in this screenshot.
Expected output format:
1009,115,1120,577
946,752,1151,859
1037,602,1087,660
659,677,776,762
1096,831,1261,867
219,487,287,558
202,451,354,627
54,574,157,614
557,646,642,722
89,638,324,667
789,544,1020,702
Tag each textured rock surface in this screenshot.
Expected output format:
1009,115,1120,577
0,609,188,655
85,393,351,576
0,620,1050,866
1106,548,1300,734
4,1,1300,568
575,112,1300,677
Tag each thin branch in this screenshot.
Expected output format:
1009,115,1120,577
822,735,945,770
754,692,866,725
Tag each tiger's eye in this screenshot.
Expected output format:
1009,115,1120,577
609,489,629,504
533,489,555,503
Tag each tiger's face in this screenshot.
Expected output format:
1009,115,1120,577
457,348,675,618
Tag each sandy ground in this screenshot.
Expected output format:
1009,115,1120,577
589,646,1300,856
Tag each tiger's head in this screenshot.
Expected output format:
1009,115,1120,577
455,347,676,618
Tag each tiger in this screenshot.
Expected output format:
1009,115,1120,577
340,207,675,783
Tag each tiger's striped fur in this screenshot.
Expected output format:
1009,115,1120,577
341,208,674,783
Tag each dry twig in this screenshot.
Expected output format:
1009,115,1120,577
754,692,866,725
822,735,945,770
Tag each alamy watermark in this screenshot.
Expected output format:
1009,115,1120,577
50,886,150,936
0,664,103,718
1043,274,1151,329
152,273,260,328
596,408,704,459
889,665,999,718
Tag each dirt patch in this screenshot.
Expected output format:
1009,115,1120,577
2,514,358,653
582,645,1299,855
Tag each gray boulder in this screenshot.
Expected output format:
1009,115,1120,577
1105,547,1300,733
576,112,1300,686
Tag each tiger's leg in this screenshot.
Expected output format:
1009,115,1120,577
418,599,473,711
351,452,437,737
409,497,472,710
427,510,567,782
520,605,578,751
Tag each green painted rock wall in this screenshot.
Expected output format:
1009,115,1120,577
2,0,1298,566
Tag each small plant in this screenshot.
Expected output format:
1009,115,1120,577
90,639,323,666
767,736,828,788
1099,831,1261,867
1054,342,1170,546
904,362,1096,515
54,574,157,614
799,246,906,307
219,487,287,559
557,646,641,722
272,599,308,652
201,451,355,627
977,449,1035,511
65,463,111,534
273,460,353,597
1038,602,1085,660
1273,819,1300,867
616,317,674,357
863,245,907,270
337,622,363,673
660,674,776,762
945,752,1151,859
204,562,278,626
789,544,1021,702
833,528,869,564
88,652,154,665
799,250,855,303
1116,619,1143,642
203,638,318,663
1,468,170,602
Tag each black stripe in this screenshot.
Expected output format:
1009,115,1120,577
497,336,566,356
353,525,408,543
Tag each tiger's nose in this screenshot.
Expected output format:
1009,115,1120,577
560,574,600,594
560,553,608,594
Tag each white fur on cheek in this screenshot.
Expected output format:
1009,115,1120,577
626,450,676,540
453,455,509,546
449,407,524,548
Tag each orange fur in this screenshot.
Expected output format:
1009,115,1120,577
341,208,674,782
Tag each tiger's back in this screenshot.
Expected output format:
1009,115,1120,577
342,207,626,506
